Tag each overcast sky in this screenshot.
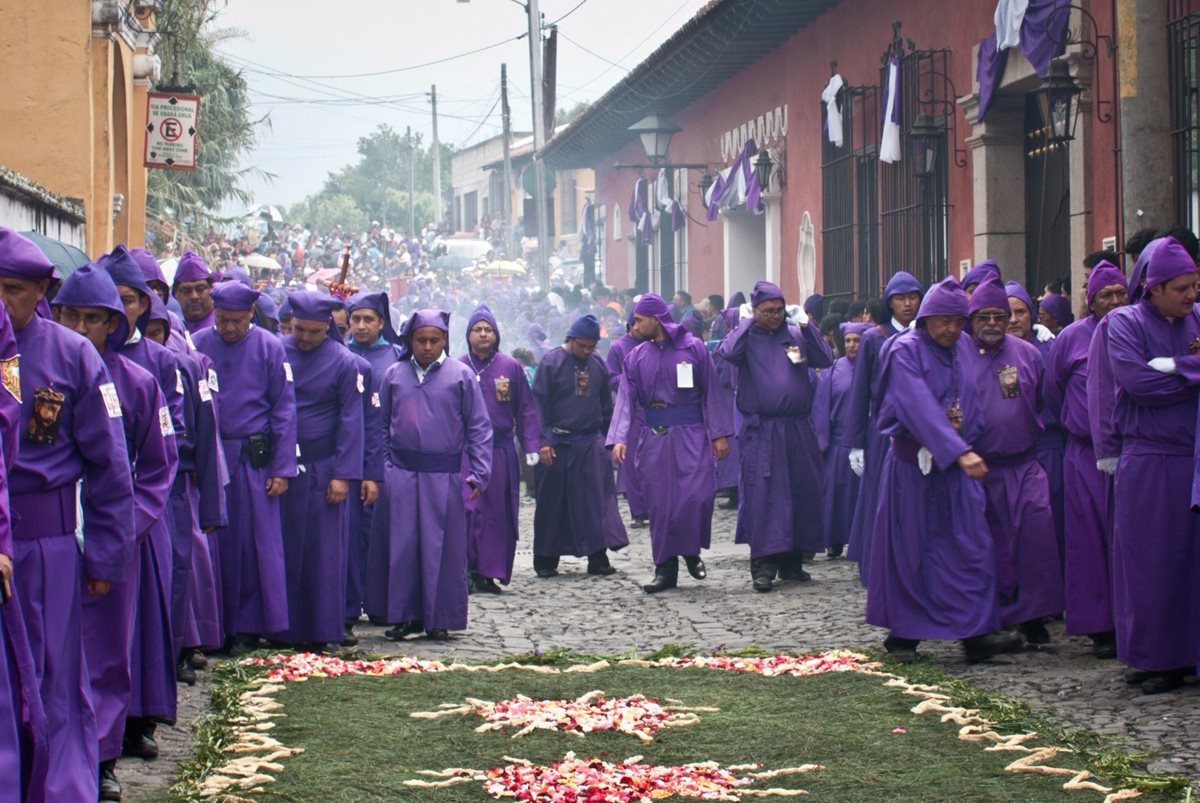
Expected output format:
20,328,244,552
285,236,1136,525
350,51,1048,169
216,0,712,211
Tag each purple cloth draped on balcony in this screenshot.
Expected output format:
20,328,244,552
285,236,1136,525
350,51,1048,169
977,0,1070,122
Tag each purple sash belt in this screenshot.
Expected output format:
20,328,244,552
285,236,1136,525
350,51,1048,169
492,430,515,449
298,432,337,462
890,435,921,466
1121,437,1193,458
391,448,463,473
12,486,77,539
644,403,703,429
979,449,1037,468
550,427,598,444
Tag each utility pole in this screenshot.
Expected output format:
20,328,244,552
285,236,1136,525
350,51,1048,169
407,125,415,237
501,63,515,258
430,84,443,228
526,0,551,289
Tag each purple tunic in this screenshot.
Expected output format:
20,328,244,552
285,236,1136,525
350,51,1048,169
606,334,648,517
183,308,215,335
608,331,731,564
1086,316,1122,461
344,339,402,619
715,318,833,558
193,325,297,637
964,334,1063,627
366,357,492,630
532,347,630,559
460,350,539,584
1045,316,1114,635
1029,336,1067,557
11,315,134,801
1106,300,1200,672
276,337,364,644
865,330,999,640
844,322,900,580
814,356,859,548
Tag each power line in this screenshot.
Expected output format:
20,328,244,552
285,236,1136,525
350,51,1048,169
549,0,591,24
557,30,627,71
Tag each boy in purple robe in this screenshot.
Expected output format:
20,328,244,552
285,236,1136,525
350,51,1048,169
0,228,135,801
605,310,649,526
716,281,833,591
865,277,1021,663
1045,262,1128,658
844,271,923,583
814,322,871,557
172,251,216,335
460,305,540,593
1105,237,1200,693
962,274,1063,643
53,264,178,799
366,310,492,640
344,292,402,629
275,291,365,648
608,294,731,593
193,282,297,653
531,315,629,578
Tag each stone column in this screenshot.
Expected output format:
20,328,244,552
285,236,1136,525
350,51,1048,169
962,92,1028,278
1117,0,1173,237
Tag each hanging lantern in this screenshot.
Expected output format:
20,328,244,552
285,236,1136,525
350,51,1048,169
908,113,942,179
1034,59,1083,145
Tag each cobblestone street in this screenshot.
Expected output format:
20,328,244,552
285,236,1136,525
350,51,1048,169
124,500,1200,800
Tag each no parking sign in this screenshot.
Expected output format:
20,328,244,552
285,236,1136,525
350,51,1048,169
144,92,200,170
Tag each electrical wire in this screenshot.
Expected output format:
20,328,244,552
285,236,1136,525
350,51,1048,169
549,0,591,25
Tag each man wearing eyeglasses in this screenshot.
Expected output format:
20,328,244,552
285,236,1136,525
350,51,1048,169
171,251,216,335
961,272,1063,648
715,280,832,592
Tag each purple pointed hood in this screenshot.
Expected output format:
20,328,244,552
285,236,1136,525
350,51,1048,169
52,262,129,351
916,277,969,324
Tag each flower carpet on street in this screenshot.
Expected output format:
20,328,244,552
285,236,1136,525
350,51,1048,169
171,650,1154,802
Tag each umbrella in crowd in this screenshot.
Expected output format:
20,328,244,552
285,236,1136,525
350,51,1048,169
433,254,474,270
244,253,282,271
20,231,89,278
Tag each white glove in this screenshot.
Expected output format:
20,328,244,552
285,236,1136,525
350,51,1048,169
1096,457,1117,475
1149,357,1178,375
525,452,540,467
785,304,809,327
848,448,865,477
917,447,933,476
739,302,754,320
1033,323,1055,343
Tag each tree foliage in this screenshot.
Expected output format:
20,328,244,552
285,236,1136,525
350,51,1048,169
148,0,268,247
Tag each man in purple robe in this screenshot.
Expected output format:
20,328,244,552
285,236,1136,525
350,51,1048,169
713,291,745,510
1045,262,1128,659
0,227,135,801
961,258,1002,297
1104,237,1200,693
531,315,629,578
193,282,297,653
608,294,731,593
172,251,216,335
605,310,649,526
716,281,832,591
460,305,540,593
844,272,923,583
52,264,177,799
275,291,364,648
366,310,491,640
962,274,1063,643
865,277,1021,663
814,322,871,558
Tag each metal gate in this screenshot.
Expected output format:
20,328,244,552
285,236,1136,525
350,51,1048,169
820,82,880,299
1169,0,1200,235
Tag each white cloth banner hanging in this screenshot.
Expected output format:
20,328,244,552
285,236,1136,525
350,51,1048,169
880,59,902,164
994,0,1030,51
822,74,845,148
797,211,817,302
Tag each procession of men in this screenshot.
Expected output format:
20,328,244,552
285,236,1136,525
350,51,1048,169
0,219,1199,801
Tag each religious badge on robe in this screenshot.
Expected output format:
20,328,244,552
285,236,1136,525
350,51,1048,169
574,367,590,397
0,355,19,403
1190,337,1200,354
27,386,65,445
945,398,964,433
997,365,1020,399
494,375,511,403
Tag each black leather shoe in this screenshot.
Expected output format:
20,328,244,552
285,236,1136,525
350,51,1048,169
1019,620,1051,645
176,657,196,686
587,564,617,576
342,624,359,647
228,634,260,657
123,721,159,760
189,650,208,670
535,568,559,579
384,621,423,641
426,629,450,641
642,570,677,594
962,631,1025,663
779,567,811,582
826,544,844,559
752,575,773,593
717,495,738,510
1141,671,1187,695
100,760,122,801
883,636,921,663
476,577,502,594
630,515,649,528
683,555,706,580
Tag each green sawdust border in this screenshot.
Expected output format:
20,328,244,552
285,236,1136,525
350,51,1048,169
165,644,1195,802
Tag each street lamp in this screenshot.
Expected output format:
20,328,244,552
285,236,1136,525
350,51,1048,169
698,172,714,209
628,115,681,166
754,149,773,190
1033,58,1083,145
908,113,942,179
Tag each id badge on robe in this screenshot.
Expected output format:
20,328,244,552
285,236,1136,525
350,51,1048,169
676,362,694,389
574,367,590,396
495,375,511,402
998,365,1020,399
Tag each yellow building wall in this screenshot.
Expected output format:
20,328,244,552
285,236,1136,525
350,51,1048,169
0,1,150,258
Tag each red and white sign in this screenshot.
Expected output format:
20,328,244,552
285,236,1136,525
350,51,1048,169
144,92,200,170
